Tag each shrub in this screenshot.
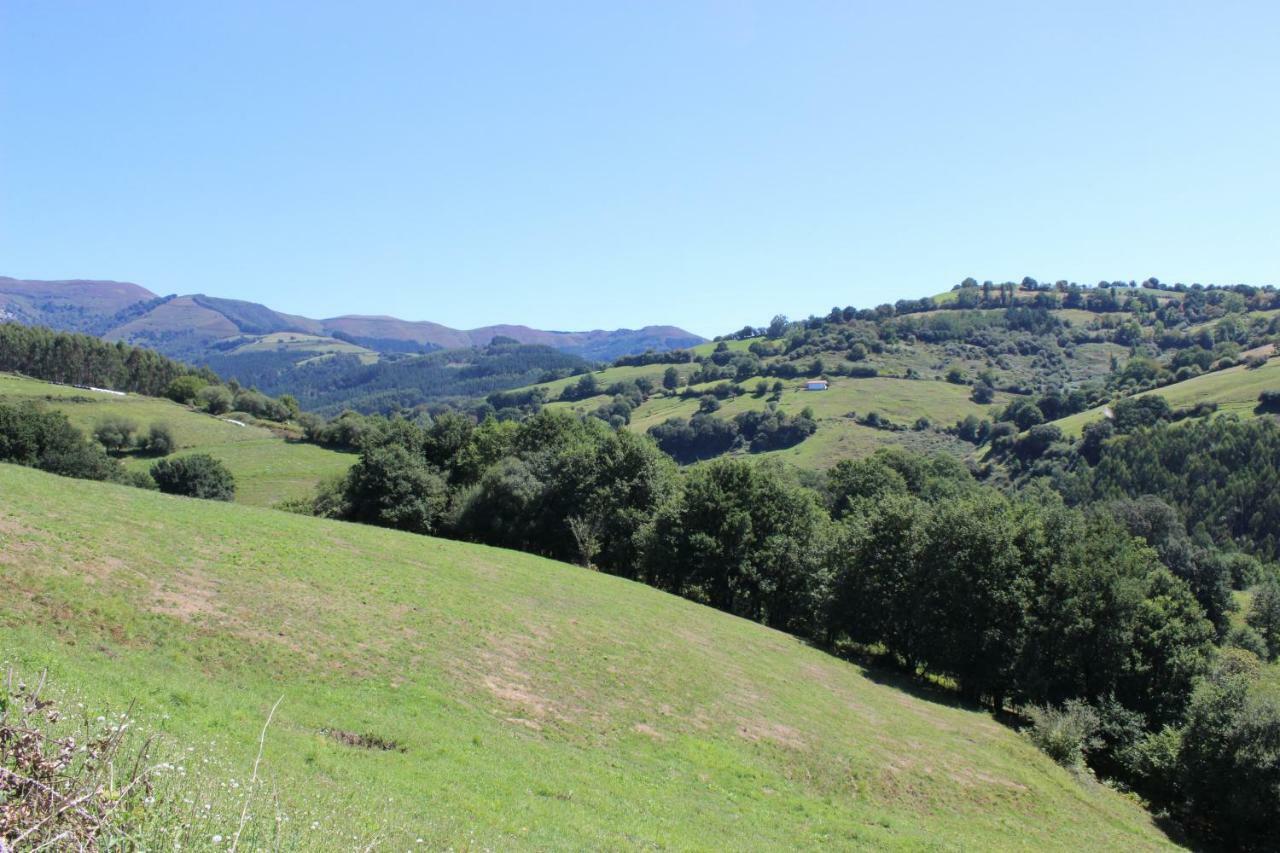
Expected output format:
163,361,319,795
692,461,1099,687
93,416,138,452
233,389,290,421
1258,389,1280,413
0,671,166,847
196,385,234,415
1225,624,1270,660
144,422,175,456
121,468,158,490
1025,700,1101,770
150,453,236,500
164,375,207,404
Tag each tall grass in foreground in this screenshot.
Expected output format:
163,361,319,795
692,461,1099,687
0,669,351,851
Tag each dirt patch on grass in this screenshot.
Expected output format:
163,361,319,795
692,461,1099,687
736,718,805,749
79,556,127,583
150,570,218,621
948,767,1028,792
0,517,36,563
633,722,666,740
455,624,575,728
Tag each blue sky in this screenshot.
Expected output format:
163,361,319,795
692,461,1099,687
2,1,1277,337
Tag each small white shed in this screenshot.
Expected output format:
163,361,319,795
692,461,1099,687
805,380,829,391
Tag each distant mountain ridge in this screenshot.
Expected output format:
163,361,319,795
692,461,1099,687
0,276,705,362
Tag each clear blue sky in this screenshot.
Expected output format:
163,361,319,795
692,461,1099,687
2,2,1277,337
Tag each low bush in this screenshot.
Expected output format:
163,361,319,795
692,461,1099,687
150,454,236,501
1025,700,1101,771
93,416,138,453
143,422,176,456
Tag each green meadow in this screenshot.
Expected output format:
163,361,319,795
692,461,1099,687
0,464,1179,850
0,372,353,507
548,375,1009,469
1053,354,1280,437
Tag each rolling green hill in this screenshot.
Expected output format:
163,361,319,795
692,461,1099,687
0,372,352,507
496,283,1278,472
1053,350,1280,437
549,374,1011,469
0,464,1177,850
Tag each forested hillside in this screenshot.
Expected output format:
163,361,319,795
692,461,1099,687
206,338,595,415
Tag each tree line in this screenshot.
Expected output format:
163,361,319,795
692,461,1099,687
0,323,215,397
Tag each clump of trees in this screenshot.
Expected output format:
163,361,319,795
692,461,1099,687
647,407,816,463
91,418,176,457
0,402,130,484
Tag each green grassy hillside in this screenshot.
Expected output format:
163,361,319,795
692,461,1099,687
0,464,1178,850
225,331,379,363
0,372,352,506
1054,353,1280,436
550,375,1010,468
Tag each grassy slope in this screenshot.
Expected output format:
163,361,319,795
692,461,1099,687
0,373,352,507
548,376,1009,470
0,466,1177,850
1053,356,1280,437
225,331,381,366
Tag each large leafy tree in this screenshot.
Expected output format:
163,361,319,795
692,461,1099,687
342,445,447,533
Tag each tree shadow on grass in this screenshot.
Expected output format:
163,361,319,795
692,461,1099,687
803,638,1198,850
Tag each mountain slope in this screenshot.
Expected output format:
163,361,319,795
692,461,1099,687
0,464,1178,850
0,276,159,329
0,277,705,364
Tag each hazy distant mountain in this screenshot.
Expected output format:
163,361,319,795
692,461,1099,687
0,276,705,363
